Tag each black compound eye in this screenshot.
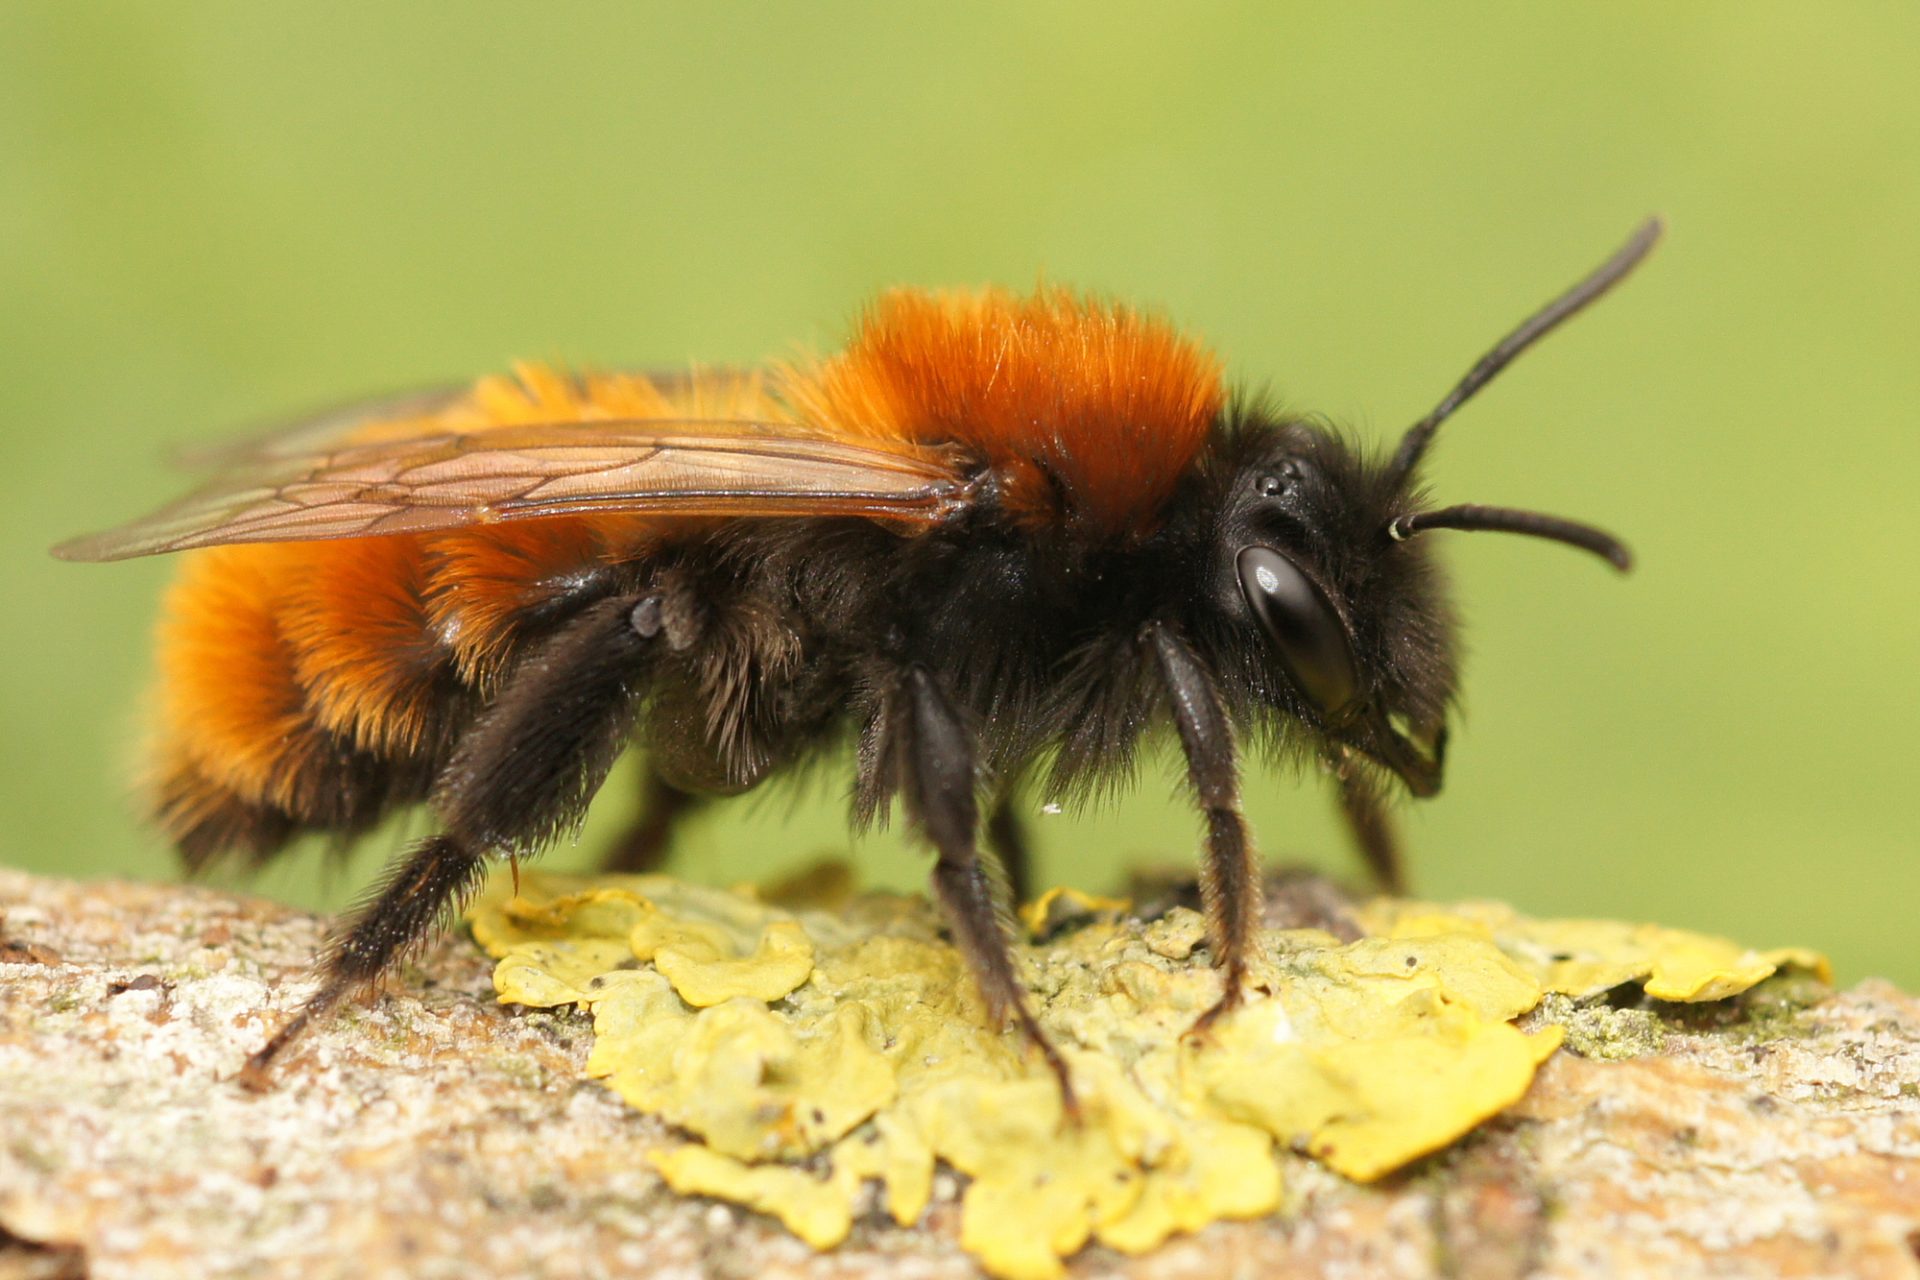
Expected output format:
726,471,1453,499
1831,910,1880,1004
1236,545,1360,715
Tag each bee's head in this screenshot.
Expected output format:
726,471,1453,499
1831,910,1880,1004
1203,419,1456,796
1201,218,1657,797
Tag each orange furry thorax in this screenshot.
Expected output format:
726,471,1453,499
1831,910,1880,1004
782,287,1224,537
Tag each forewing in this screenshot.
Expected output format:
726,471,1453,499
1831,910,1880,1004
54,421,973,561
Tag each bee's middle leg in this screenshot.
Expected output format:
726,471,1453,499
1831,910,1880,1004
888,664,1076,1114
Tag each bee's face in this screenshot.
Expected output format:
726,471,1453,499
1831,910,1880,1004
1208,423,1457,796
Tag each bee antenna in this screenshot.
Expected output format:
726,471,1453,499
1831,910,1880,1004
1386,504,1632,572
1385,217,1664,487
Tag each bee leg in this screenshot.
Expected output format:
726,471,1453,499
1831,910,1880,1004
238,832,489,1089
1335,764,1405,894
985,798,1034,907
1144,623,1259,1036
242,593,659,1087
602,767,706,873
893,666,1077,1115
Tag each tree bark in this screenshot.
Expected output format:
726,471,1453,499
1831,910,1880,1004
3,867,1919,1280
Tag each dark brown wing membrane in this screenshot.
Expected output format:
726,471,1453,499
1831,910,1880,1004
54,420,975,562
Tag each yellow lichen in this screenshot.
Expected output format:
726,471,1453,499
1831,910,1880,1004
467,872,1826,1280
1017,885,1132,938
1357,900,1833,1001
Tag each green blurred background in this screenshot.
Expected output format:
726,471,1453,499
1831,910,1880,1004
5,4,1916,983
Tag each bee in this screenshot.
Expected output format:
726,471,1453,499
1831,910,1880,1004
57,220,1659,1102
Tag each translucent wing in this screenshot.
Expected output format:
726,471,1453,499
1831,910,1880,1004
54,419,974,562
165,384,475,470
166,367,750,471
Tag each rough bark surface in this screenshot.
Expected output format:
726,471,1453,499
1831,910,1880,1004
3,866,1919,1280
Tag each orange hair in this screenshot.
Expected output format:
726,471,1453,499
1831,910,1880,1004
783,288,1223,537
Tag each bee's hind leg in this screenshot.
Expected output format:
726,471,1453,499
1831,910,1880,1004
241,591,665,1088
239,831,489,1090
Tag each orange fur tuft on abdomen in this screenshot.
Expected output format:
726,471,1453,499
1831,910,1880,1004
143,365,746,864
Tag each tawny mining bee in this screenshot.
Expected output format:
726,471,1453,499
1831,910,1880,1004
58,219,1658,1101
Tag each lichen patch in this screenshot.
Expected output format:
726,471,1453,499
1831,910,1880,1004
469,872,1827,1280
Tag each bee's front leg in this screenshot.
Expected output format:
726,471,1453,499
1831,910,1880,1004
1335,761,1405,894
